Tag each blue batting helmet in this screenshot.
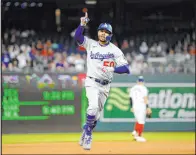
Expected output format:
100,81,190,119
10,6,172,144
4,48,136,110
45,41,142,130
97,23,113,41
97,23,112,34
137,76,144,82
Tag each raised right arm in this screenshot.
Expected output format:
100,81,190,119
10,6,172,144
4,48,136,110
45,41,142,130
74,25,85,45
74,12,89,45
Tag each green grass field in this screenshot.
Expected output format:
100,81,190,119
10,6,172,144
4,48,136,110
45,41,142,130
2,132,195,144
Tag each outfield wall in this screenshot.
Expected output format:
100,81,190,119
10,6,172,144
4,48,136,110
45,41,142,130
95,84,195,132
83,74,195,132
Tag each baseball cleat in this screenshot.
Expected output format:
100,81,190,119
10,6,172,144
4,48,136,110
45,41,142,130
135,136,146,142
132,130,138,140
83,134,92,150
132,130,137,136
79,130,86,146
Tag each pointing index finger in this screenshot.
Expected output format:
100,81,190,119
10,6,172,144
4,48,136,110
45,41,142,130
85,12,88,18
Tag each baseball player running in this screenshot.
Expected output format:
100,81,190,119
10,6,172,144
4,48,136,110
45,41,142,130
74,12,130,150
129,76,152,142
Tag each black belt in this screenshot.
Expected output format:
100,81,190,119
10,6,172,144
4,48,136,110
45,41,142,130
88,76,111,85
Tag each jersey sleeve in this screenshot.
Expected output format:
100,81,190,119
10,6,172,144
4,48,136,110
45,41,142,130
78,36,93,52
114,48,128,67
143,87,148,97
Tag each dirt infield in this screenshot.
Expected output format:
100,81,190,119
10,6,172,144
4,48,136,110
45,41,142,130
2,140,195,154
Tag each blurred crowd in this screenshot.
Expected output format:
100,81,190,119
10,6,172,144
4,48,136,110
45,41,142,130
121,31,196,74
2,29,86,73
1,28,196,74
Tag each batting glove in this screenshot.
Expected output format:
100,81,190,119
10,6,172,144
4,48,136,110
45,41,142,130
80,12,90,26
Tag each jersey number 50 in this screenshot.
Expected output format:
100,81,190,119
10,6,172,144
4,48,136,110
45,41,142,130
103,61,115,67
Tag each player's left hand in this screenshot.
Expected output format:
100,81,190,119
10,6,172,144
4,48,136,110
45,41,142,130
101,66,114,73
146,108,152,118
146,108,152,114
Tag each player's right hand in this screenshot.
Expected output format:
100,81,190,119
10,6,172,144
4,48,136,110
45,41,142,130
130,108,134,113
80,12,90,26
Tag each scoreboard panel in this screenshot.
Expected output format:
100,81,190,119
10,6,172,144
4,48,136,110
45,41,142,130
2,73,86,133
